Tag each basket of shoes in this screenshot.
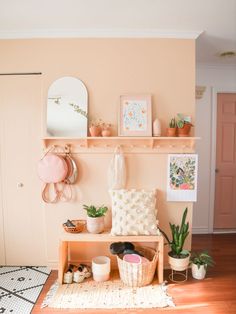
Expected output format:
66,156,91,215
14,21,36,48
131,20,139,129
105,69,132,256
63,219,86,233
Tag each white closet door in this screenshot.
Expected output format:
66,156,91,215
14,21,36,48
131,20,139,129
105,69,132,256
0,75,46,265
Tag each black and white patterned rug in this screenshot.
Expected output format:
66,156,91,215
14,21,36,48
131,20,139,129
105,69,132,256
0,266,51,314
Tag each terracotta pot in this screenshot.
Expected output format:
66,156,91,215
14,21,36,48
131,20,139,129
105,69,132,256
168,253,190,271
177,124,192,137
86,216,104,234
191,264,207,280
89,126,101,137
166,127,177,137
101,129,111,137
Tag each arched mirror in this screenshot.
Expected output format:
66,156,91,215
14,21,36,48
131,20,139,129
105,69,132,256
47,76,88,137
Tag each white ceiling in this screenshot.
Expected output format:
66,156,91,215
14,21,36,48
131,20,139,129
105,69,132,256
0,0,236,65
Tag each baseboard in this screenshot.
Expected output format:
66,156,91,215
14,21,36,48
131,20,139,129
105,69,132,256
192,227,209,234
213,229,236,234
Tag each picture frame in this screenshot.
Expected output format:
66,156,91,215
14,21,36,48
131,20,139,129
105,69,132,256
167,154,198,202
118,94,152,136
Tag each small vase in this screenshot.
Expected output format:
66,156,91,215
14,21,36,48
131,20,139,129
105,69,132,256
86,216,104,234
101,129,111,137
153,118,161,136
89,126,101,137
166,127,177,137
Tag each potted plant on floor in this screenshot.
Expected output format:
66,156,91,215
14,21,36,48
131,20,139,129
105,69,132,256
83,204,108,234
176,114,193,137
190,251,215,280
160,207,190,272
166,118,177,137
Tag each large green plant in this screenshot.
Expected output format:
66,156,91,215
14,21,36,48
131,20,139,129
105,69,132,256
83,204,108,218
160,207,189,258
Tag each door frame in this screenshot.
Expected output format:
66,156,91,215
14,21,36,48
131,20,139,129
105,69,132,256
209,87,236,233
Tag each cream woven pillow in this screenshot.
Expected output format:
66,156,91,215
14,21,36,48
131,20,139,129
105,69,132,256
109,189,160,236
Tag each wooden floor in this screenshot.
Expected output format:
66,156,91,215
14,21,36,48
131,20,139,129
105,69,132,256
32,234,236,314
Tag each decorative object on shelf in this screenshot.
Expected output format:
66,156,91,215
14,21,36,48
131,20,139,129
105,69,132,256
83,204,108,233
167,154,198,202
47,76,88,137
117,246,158,287
166,118,177,137
92,256,111,282
89,119,103,137
107,145,126,189
190,251,215,280
101,122,112,137
63,219,86,233
176,113,193,137
109,189,159,236
153,118,161,136
118,94,152,136
160,207,190,282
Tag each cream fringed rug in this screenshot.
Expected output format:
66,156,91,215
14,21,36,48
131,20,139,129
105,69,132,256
44,279,175,309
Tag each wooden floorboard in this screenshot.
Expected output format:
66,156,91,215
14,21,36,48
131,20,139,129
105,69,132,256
32,234,236,314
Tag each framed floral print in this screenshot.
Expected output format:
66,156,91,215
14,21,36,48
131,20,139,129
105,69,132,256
118,95,152,136
167,154,198,202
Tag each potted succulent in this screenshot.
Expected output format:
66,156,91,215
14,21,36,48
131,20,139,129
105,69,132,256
101,123,112,137
176,114,193,137
83,204,108,234
160,207,190,271
89,119,103,137
166,118,177,137
190,251,215,280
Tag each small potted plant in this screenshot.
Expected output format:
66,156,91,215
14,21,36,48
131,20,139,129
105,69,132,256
190,251,215,280
89,119,103,137
83,204,108,234
160,207,190,272
101,123,112,137
176,114,193,137
166,118,177,137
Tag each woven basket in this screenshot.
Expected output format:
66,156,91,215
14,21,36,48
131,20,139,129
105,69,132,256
117,246,158,287
63,220,86,233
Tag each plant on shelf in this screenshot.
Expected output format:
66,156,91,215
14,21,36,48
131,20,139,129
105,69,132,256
176,113,193,137
83,204,108,234
89,119,103,137
166,118,177,137
160,207,190,272
101,122,112,137
190,251,215,280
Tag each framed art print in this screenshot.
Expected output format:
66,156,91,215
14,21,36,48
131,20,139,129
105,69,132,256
167,154,198,202
118,95,152,136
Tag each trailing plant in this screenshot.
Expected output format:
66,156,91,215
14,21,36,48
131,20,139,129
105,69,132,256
169,118,176,128
83,204,108,218
190,251,215,269
160,207,189,258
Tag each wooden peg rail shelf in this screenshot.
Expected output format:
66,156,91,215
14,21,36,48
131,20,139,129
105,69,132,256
42,136,200,154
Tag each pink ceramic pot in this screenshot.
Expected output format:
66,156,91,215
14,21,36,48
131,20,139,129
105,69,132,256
101,129,111,137
89,126,101,137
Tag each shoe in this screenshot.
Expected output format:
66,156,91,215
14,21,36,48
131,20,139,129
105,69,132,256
110,242,135,255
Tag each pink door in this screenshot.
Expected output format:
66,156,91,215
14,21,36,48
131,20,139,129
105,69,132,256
214,93,236,229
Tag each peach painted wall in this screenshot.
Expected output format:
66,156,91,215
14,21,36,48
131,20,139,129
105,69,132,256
0,38,195,267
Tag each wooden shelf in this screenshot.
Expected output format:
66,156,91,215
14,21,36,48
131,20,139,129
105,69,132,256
58,230,164,285
42,136,200,153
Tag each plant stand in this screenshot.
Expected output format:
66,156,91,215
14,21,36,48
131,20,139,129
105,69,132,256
169,268,188,283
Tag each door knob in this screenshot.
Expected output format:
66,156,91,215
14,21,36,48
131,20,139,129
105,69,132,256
215,169,219,173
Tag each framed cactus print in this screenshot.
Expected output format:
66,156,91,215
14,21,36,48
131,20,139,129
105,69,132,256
167,154,198,202
118,95,152,136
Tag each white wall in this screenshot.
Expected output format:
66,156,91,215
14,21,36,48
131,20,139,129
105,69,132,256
193,64,236,234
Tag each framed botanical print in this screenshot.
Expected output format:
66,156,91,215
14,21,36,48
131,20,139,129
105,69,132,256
167,154,198,202
118,94,152,136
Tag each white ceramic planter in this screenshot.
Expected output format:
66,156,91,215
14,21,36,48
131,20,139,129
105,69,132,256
191,264,207,280
92,256,111,282
86,216,104,234
168,253,190,271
